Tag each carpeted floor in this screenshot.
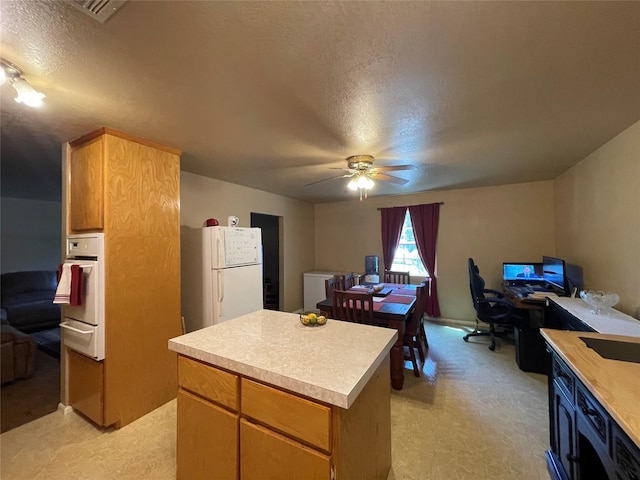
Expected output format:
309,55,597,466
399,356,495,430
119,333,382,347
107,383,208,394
0,321,551,479
0,347,61,433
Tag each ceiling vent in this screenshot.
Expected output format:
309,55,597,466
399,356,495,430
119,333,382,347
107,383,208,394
71,0,128,23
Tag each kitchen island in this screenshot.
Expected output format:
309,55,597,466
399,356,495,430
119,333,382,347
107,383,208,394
168,309,397,480
541,328,640,480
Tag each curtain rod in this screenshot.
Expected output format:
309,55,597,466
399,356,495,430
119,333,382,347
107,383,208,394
377,202,444,211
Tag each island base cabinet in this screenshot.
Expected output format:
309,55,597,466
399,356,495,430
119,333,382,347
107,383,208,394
553,385,576,480
176,354,392,480
177,390,238,480
240,419,331,480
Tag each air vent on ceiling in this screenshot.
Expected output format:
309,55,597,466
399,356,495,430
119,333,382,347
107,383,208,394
71,0,128,24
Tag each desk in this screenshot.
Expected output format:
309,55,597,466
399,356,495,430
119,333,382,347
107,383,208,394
503,286,546,311
317,283,416,391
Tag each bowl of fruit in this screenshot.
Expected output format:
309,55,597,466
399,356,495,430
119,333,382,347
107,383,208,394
299,310,328,327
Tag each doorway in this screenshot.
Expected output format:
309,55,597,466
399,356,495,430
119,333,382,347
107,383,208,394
251,213,282,311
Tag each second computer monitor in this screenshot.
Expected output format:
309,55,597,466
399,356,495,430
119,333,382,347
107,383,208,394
542,256,566,293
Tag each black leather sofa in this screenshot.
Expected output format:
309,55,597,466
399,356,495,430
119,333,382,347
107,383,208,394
1,271,61,333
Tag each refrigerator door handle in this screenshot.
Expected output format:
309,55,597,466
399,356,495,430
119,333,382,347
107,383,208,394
218,270,224,316
217,237,224,269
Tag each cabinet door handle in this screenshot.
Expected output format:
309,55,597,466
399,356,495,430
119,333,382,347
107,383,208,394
580,405,598,417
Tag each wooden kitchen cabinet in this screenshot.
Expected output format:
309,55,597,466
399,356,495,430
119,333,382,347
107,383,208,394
176,353,391,480
67,349,104,426
177,390,238,480
66,127,183,429
240,419,331,480
69,136,104,232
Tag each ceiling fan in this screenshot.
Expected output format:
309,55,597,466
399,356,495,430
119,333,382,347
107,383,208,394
305,155,415,199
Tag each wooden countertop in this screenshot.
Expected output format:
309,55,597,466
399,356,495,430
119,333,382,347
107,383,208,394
168,309,397,409
540,328,640,447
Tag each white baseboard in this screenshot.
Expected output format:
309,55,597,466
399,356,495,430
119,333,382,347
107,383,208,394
425,317,477,328
57,403,73,415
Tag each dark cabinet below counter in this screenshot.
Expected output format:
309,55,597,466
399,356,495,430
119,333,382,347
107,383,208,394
544,332,640,480
545,300,596,332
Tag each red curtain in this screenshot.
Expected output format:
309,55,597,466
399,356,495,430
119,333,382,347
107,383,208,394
408,203,441,317
380,207,407,272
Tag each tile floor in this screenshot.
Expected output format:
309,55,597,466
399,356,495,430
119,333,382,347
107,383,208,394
0,321,551,480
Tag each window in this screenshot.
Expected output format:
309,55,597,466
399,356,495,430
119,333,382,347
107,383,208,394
391,211,428,277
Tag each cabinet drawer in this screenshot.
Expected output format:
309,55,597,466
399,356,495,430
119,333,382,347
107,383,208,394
241,379,331,452
240,419,331,480
552,354,574,401
178,355,238,411
576,385,608,445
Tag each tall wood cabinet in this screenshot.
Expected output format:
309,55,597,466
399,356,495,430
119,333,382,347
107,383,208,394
66,127,183,428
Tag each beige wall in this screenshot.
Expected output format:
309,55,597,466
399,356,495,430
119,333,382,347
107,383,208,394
554,121,640,317
315,181,555,321
180,171,315,329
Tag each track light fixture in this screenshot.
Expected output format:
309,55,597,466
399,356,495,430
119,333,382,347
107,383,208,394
0,58,46,107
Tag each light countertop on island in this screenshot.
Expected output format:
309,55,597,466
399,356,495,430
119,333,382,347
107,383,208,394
541,328,640,447
168,309,397,409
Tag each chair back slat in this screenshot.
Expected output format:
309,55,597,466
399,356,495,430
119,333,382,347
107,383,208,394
405,282,426,336
332,290,374,324
383,270,410,284
325,276,343,298
343,272,356,290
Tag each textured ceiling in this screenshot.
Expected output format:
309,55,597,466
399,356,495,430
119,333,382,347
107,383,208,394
1,1,639,203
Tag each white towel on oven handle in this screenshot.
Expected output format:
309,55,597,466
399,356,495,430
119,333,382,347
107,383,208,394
54,263,72,304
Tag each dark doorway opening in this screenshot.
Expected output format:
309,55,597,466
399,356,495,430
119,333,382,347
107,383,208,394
251,213,281,311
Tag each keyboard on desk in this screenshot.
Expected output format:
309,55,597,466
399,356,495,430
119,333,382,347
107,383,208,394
509,285,552,295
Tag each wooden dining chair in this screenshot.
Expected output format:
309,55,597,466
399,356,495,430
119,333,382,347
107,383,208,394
332,290,374,324
324,276,343,299
403,282,428,377
384,269,410,284
419,278,430,348
343,272,356,290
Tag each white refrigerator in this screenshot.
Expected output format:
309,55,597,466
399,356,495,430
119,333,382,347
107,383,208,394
202,226,263,327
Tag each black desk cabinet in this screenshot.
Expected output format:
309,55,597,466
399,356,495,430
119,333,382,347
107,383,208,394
546,350,640,480
545,300,597,332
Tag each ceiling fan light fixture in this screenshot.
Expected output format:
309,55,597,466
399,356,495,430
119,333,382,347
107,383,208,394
0,58,46,108
11,78,46,107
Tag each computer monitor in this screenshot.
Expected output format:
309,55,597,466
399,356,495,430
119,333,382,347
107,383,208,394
565,262,584,293
542,256,566,293
503,263,543,282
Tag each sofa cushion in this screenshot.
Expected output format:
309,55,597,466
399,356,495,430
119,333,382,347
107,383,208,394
1,271,57,299
1,271,60,333
2,302,60,332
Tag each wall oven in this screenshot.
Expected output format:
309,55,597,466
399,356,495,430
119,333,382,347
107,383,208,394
59,233,105,360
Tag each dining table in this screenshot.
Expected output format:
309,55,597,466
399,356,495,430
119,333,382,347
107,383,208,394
316,283,417,390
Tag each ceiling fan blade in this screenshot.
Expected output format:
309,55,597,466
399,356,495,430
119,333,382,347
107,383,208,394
304,174,352,187
373,164,416,173
371,172,410,185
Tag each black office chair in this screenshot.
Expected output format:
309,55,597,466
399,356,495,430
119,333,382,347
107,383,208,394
464,258,523,351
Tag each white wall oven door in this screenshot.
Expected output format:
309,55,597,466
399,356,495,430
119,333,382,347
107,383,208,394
60,259,105,360
60,318,103,360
